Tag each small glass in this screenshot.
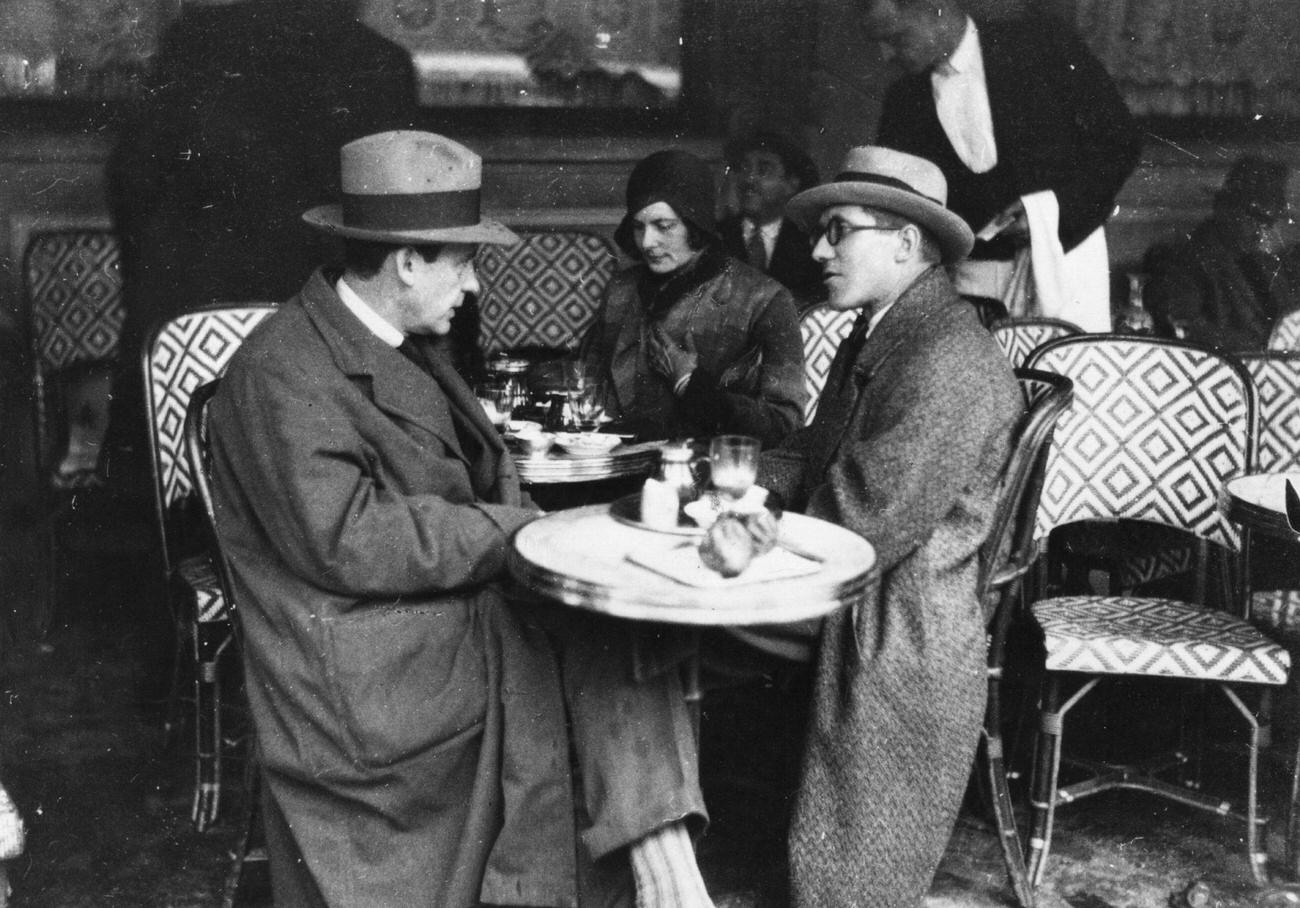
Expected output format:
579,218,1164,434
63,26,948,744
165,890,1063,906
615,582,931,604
564,361,606,432
476,379,514,430
708,435,760,506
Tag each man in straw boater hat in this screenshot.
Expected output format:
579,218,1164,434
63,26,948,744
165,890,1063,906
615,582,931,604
208,131,714,908
750,146,1020,906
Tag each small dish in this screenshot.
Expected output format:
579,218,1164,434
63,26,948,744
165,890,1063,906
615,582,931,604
553,433,622,457
506,420,542,435
682,487,770,530
508,430,554,458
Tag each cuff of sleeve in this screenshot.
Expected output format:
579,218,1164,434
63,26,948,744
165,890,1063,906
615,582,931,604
673,371,694,396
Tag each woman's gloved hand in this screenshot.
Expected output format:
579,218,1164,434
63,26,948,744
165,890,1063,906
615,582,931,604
648,325,698,393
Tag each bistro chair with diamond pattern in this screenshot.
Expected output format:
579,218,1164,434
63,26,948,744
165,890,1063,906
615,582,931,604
799,305,857,425
143,304,278,831
25,229,126,634
1269,310,1300,353
989,317,1082,370
475,231,617,356
976,369,1073,908
1022,335,1290,887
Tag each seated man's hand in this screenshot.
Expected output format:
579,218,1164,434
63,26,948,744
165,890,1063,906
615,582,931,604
648,325,698,391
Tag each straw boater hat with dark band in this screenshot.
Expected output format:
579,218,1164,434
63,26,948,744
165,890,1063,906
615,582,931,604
303,130,519,246
786,145,974,264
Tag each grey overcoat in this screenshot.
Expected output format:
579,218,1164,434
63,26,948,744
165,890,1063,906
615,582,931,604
761,267,1021,907
209,270,580,907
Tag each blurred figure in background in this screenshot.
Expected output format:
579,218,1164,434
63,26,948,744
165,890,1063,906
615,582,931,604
1144,155,1300,351
583,149,806,446
106,0,418,469
720,131,826,311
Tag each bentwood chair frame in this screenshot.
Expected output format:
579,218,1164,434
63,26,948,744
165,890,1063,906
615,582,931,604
142,303,278,831
977,369,1073,908
24,229,126,635
183,379,265,907
1022,334,1290,887
798,305,857,425
989,318,1082,371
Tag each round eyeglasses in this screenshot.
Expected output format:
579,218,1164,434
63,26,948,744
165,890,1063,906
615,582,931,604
810,217,902,248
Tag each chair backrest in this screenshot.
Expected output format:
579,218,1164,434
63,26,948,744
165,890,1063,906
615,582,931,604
1025,335,1256,551
979,370,1074,614
799,305,857,424
142,304,278,571
1238,351,1300,474
475,231,617,356
1268,309,1300,352
989,317,1082,370
26,230,125,374
25,230,125,463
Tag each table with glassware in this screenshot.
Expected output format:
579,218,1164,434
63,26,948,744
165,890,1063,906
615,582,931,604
507,501,878,626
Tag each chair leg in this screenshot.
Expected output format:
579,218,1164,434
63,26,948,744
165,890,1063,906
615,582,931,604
1290,726,1300,882
983,728,1035,907
222,750,265,908
1027,675,1061,888
192,621,232,832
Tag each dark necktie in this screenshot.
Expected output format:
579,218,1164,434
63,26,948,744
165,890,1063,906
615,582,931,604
831,308,874,395
397,338,431,376
745,225,768,271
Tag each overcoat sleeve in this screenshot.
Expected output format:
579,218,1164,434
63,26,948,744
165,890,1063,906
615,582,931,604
213,354,537,603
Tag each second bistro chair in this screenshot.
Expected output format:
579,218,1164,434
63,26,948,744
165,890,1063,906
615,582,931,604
798,304,857,424
25,229,127,633
976,368,1073,908
474,230,617,356
989,317,1082,370
142,303,278,831
1022,335,1291,887
1268,309,1300,353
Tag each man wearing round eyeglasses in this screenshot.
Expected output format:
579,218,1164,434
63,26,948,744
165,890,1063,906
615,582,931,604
756,145,1021,907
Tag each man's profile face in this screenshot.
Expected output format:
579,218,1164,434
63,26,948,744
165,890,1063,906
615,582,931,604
862,0,948,74
811,204,903,311
403,244,480,336
734,150,801,224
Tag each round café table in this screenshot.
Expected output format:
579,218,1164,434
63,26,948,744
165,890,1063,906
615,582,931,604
508,503,877,626
1221,472,1300,543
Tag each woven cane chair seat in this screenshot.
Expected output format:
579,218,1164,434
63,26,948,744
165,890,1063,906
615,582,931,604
28,230,124,371
1033,595,1289,683
990,317,1081,370
177,555,227,625
1241,353,1300,474
475,231,616,355
799,305,856,424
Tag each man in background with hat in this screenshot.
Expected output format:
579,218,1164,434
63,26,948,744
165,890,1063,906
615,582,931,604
755,145,1020,906
1145,155,1300,350
208,131,713,908
865,0,1141,332
720,131,826,311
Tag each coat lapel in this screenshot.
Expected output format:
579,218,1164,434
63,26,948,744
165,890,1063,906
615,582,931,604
298,272,475,468
808,268,953,477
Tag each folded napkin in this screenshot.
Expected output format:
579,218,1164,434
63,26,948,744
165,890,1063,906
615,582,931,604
627,541,820,588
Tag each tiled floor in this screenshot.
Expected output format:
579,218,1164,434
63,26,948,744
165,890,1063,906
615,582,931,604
3,558,1300,907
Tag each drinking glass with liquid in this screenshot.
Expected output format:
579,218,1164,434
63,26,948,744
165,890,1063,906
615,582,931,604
708,435,760,507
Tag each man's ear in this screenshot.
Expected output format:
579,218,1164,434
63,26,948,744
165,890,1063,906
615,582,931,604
896,223,922,262
391,246,418,287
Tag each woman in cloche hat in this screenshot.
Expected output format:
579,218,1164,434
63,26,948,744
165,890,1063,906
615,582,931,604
581,149,807,446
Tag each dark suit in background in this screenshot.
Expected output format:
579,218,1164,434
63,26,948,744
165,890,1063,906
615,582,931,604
720,215,825,312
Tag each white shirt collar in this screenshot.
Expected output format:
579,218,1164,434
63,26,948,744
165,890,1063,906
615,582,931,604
935,16,978,77
335,276,405,348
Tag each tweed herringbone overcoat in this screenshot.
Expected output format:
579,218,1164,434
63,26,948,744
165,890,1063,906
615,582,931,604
208,271,580,907
761,267,1021,907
